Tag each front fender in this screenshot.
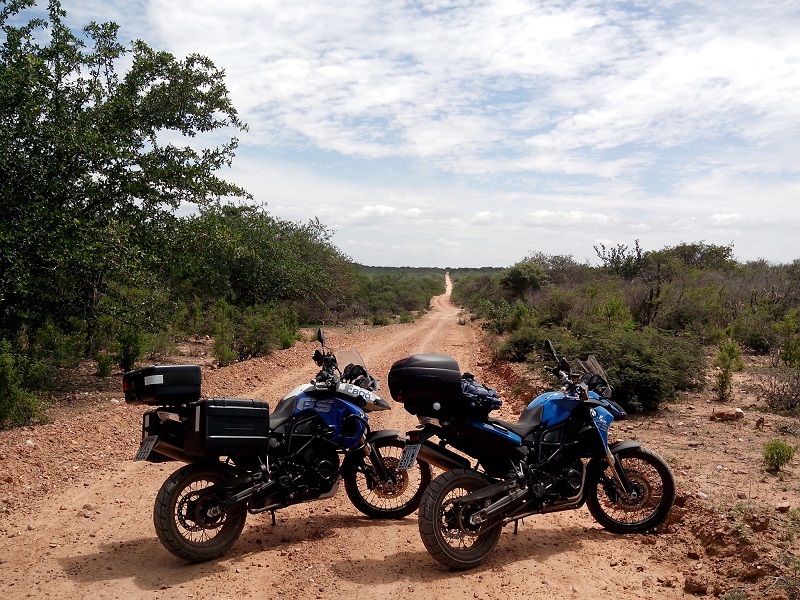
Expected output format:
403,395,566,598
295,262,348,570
341,429,403,475
586,440,644,477
609,440,643,454
366,429,401,444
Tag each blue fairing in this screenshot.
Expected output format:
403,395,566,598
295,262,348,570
591,406,615,447
294,391,367,449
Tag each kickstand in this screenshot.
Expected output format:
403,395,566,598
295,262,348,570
270,510,277,526
513,519,520,535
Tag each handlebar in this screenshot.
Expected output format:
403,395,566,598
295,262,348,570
544,366,589,399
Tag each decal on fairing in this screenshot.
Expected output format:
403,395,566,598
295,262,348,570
297,397,332,413
294,392,367,449
341,384,374,402
591,405,614,447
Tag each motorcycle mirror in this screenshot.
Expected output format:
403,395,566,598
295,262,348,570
317,328,326,347
312,348,324,365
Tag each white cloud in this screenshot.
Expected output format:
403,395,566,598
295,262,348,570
524,210,610,227
471,211,503,225
711,213,743,224
49,0,800,266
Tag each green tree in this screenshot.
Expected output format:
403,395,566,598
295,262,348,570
499,260,548,297
0,0,249,351
163,204,357,312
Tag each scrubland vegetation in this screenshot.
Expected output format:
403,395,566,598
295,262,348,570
0,1,442,427
3,2,798,430
452,242,800,414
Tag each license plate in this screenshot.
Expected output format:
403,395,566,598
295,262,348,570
397,443,421,470
135,435,158,461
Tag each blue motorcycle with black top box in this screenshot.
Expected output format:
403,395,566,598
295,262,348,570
389,340,675,569
123,329,431,562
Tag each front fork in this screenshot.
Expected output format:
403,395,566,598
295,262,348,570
603,441,642,500
351,429,404,486
365,441,394,484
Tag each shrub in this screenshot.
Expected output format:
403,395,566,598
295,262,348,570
756,367,800,412
96,354,113,377
116,331,142,372
763,439,795,471
574,327,704,413
731,312,777,355
535,288,575,327
714,340,745,401
372,314,391,326
500,327,544,362
0,341,47,428
213,338,238,367
399,311,415,324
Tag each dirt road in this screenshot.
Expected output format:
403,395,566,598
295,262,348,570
1,277,782,599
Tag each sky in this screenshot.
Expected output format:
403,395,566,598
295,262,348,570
24,1,800,267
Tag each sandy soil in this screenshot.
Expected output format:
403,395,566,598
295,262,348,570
1,275,799,599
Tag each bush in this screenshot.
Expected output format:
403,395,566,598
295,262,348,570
714,339,745,401
372,314,391,326
116,331,142,372
95,354,113,377
501,326,578,364
573,327,704,413
756,367,800,412
399,311,415,324
731,312,777,355
207,304,298,364
763,439,795,471
500,327,545,362
0,341,47,428
213,338,238,367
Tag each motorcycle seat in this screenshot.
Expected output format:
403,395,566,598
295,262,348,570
489,404,543,438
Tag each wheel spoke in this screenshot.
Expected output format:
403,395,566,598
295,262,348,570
344,439,431,518
588,450,674,532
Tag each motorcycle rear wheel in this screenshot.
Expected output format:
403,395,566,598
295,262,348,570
344,437,432,518
418,469,502,570
586,446,675,534
153,462,247,562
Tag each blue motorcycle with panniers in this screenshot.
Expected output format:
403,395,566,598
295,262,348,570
388,340,675,569
124,329,431,562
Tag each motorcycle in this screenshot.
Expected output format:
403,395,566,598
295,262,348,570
387,340,675,569
123,329,431,562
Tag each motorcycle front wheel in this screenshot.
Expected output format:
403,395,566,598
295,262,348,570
153,462,247,562
344,437,432,518
418,468,502,570
586,446,676,534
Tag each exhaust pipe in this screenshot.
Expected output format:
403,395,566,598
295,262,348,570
152,438,193,463
418,441,471,471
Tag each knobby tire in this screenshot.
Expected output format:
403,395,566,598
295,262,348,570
418,468,502,570
586,446,676,534
153,462,247,562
